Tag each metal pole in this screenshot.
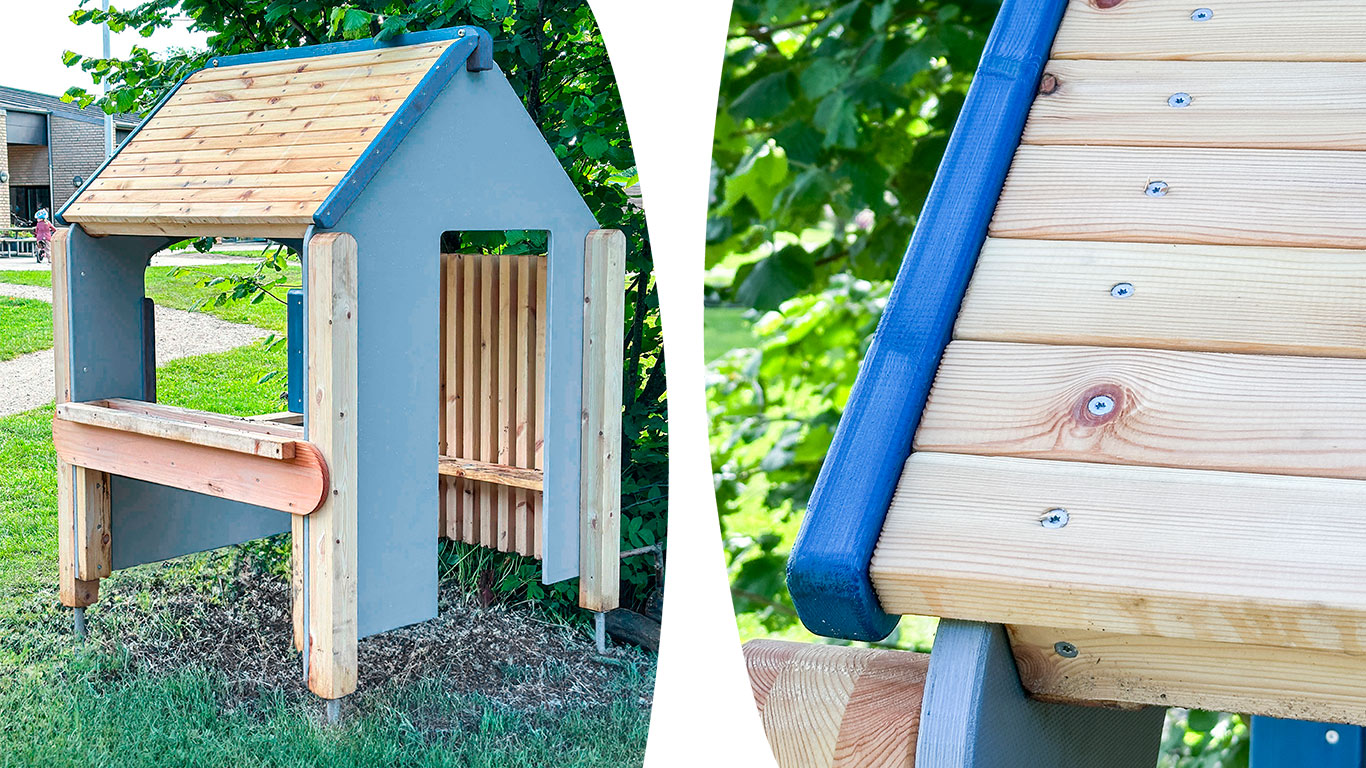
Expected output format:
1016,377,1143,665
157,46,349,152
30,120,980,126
102,0,114,159
595,611,607,654
73,606,86,640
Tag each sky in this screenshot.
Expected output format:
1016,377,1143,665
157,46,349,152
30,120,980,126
0,0,208,99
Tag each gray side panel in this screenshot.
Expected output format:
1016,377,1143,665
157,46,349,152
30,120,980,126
66,227,291,571
917,621,1164,768
332,63,597,639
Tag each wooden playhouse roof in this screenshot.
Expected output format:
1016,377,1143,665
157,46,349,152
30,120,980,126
59,28,490,239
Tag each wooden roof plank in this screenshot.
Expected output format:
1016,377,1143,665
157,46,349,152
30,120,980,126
134,111,393,142
187,41,450,84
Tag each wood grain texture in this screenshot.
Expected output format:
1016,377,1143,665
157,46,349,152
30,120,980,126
51,229,98,608
578,231,625,612
1008,624,1366,726
1025,60,1366,149
956,238,1366,357
63,40,451,233
53,419,328,515
916,341,1366,480
56,400,299,459
872,452,1366,654
437,457,543,491
1051,0,1366,62
73,468,111,581
990,146,1366,248
304,232,359,700
746,640,928,768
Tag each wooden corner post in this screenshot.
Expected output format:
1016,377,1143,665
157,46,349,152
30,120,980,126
579,229,625,612
52,228,105,609
302,232,359,700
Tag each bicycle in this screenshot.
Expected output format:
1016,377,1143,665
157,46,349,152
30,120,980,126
34,239,49,264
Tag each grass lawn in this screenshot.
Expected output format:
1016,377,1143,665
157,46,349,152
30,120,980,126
0,297,52,362
0,271,651,766
0,262,298,334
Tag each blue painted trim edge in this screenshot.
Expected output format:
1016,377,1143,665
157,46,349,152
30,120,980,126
57,26,493,228
785,0,1069,642
312,32,484,229
55,69,195,227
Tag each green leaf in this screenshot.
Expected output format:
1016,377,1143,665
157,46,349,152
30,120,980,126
581,133,609,159
730,72,793,121
799,58,845,100
735,246,815,311
1186,709,1220,733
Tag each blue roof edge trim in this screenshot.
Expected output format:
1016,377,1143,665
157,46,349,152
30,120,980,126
312,31,486,229
212,25,492,69
785,0,1069,643
55,68,196,227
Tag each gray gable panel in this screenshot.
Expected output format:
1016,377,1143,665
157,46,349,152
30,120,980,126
328,62,597,639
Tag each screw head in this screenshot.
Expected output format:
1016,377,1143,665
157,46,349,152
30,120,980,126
1145,181,1169,197
1111,282,1135,298
1087,395,1116,416
1054,641,1079,658
1327,730,1341,745
1168,92,1192,108
458,28,466,36
211,58,220,67
1041,508,1070,529
1191,7,1213,21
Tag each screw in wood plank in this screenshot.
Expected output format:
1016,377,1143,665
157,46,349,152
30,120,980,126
1110,282,1135,298
1054,641,1079,658
1326,730,1341,745
1087,395,1116,417
1145,181,1169,197
1167,92,1192,108
1190,8,1213,21
1040,508,1069,529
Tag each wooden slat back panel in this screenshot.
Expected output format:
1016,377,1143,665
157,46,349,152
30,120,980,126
440,253,545,558
1051,0,1366,62
62,40,452,231
1024,60,1366,150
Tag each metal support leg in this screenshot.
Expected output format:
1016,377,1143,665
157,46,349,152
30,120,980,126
73,606,86,640
595,611,607,654
325,698,341,725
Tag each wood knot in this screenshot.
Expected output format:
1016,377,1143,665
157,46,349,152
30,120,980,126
1092,0,1126,8
1039,73,1060,95
1072,384,1124,427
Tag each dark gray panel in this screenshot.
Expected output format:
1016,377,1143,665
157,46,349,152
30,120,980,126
6,110,48,145
917,621,1164,768
331,62,597,638
66,227,291,572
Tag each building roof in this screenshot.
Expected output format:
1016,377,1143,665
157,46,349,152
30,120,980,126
59,27,491,239
0,85,139,128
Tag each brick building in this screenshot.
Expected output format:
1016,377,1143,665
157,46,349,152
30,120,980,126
0,86,137,226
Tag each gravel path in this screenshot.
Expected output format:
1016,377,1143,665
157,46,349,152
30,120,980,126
0,283,267,417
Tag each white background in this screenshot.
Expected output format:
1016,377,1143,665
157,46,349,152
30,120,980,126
0,0,781,762
589,3,779,764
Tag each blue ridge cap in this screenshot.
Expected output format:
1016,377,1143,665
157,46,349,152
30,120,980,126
313,30,488,228
785,0,1070,642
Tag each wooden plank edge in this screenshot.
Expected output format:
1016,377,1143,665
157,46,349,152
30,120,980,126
56,400,297,460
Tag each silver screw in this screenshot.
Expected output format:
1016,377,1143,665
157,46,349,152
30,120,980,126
1145,181,1169,197
1168,92,1191,108
1327,730,1341,745
1088,395,1116,416
211,58,220,67
1111,282,1135,298
458,29,466,36
1191,7,1213,21
1041,508,1069,529
1054,641,1079,658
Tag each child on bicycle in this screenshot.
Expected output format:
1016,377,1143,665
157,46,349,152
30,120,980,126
33,209,54,263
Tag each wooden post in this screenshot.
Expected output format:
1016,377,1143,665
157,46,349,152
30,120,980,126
578,230,624,612
52,228,100,609
303,231,359,700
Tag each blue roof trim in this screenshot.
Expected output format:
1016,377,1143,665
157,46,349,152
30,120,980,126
211,25,492,69
55,68,196,227
312,31,486,229
785,0,1069,642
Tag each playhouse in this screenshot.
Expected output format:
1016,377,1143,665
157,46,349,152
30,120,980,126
752,0,1366,765
50,26,624,705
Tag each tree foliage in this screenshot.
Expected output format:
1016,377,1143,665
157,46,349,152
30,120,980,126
65,0,666,614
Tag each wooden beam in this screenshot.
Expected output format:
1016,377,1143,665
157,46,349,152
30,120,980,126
1051,0,1366,62
745,640,929,768
56,401,299,459
53,419,327,516
989,146,1366,249
246,411,304,426
303,231,359,701
1024,60,1366,150
955,238,1366,358
63,217,310,241
73,468,111,581
916,341,1366,480
872,452,1366,654
1008,624,1366,726
51,229,99,609
579,230,625,613
438,456,543,491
